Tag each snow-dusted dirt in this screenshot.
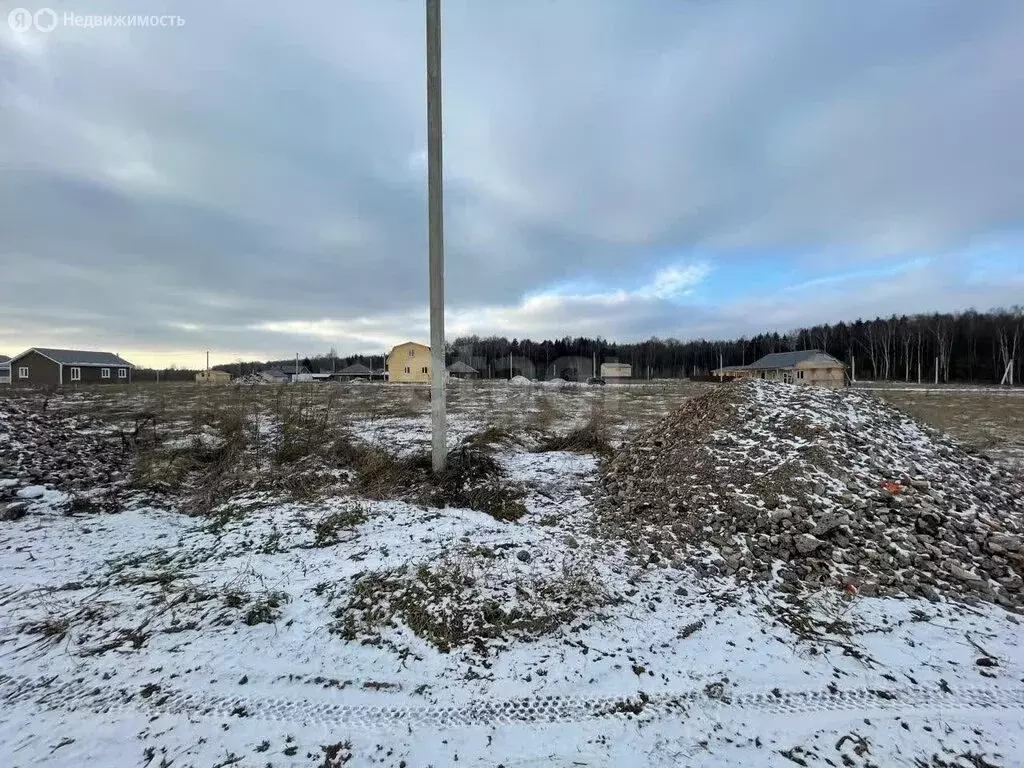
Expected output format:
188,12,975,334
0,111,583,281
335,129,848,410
2,382,1023,767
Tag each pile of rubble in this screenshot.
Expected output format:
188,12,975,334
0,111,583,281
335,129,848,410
0,398,130,518
600,380,1024,606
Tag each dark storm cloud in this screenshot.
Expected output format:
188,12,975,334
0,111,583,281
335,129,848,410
1,0,1022,364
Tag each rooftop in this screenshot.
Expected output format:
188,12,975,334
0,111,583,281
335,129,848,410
746,350,844,370
18,348,134,367
337,363,374,376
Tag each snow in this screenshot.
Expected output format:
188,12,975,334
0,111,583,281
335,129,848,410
15,485,46,499
1,384,1023,766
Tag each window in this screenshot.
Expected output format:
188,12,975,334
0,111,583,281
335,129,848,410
408,348,415,357
118,368,127,379
70,367,81,382
404,366,411,374
421,366,428,374
18,367,29,379
797,370,805,380
101,368,111,379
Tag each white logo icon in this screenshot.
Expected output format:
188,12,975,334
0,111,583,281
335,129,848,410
7,8,33,32
7,7,57,33
34,8,57,32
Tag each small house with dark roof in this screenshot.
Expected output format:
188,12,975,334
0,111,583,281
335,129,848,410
446,361,479,379
8,348,135,387
334,363,374,379
733,350,847,388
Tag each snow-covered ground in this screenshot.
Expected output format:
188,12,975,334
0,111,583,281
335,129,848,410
1,383,1023,767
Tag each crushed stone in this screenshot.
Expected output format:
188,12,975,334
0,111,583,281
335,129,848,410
600,379,1024,606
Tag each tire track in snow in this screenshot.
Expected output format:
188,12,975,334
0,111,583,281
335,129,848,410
3,674,1023,728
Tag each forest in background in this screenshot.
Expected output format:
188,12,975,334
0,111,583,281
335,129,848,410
204,307,1022,384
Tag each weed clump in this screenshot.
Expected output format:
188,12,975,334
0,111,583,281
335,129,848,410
336,438,528,522
332,556,613,652
416,445,527,522
313,507,368,547
539,411,613,457
242,591,289,626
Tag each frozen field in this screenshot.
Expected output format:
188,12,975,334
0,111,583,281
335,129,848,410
1,380,1022,768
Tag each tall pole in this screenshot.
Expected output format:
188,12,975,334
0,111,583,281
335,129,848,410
426,0,447,473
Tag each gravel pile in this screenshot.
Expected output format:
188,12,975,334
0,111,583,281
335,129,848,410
0,399,130,517
600,379,1024,606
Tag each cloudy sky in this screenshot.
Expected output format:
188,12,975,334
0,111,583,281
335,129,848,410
2,0,1022,367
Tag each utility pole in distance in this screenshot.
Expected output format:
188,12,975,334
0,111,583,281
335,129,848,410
426,0,447,473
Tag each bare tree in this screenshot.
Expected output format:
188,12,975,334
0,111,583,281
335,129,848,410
931,314,954,382
995,308,1021,384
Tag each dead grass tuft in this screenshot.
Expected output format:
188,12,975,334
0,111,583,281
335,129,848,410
334,436,528,522
539,407,614,457
333,555,612,652
242,591,289,626
313,507,368,547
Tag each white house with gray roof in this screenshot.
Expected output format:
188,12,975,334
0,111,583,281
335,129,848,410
726,350,847,389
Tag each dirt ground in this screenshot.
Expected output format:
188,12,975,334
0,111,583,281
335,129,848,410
873,388,1024,472
2,379,1022,767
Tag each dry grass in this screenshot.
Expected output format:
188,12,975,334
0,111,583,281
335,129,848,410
312,507,368,548
876,390,1024,474
539,405,614,457
12,379,716,523
333,554,612,652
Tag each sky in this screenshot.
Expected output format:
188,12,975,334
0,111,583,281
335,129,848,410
1,0,1022,368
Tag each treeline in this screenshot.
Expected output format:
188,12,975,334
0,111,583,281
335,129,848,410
220,307,1022,384
449,308,1022,383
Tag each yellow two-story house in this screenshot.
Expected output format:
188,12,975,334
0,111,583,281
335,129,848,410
387,341,431,383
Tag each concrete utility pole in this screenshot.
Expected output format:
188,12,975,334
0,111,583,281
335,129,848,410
206,350,210,374
934,357,939,385
426,0,447,473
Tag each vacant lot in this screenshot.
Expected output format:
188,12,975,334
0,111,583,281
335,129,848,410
873,388,1024,473
1,380,1022,768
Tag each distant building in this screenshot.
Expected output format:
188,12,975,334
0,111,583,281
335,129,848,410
0,355,10,386
387,342,431,383
334,363,374,380
196,370,232,385
8,348,134,387
600,362,632,380
710,365,749,381
727,350,847,389
446,361,479,379
259,368,292,384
